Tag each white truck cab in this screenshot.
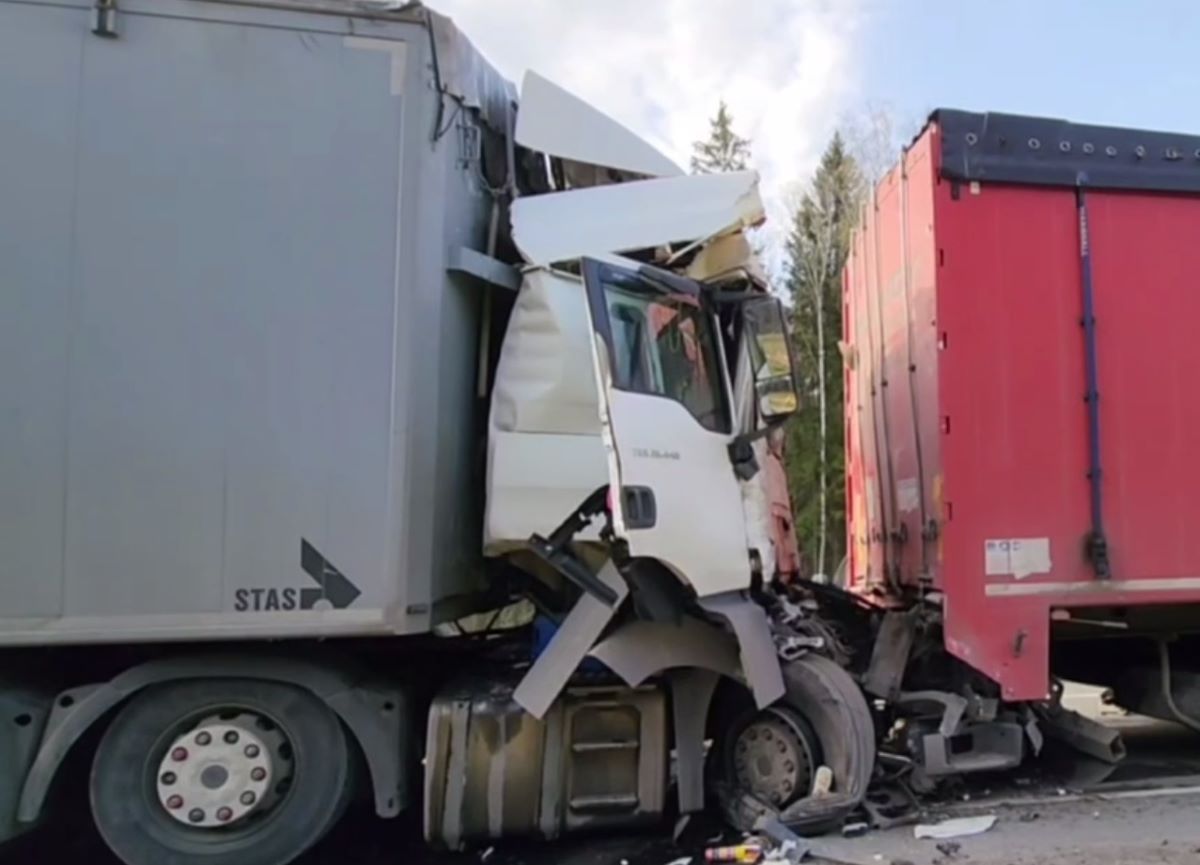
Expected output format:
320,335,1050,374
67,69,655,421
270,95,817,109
480,72,810,748
486,77,795,601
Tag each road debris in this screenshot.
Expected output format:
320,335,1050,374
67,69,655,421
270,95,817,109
841,822,870,839
753,814,889,865
914,815,997,840
861,781,921,830
934,841,961,859
704,844,763,863
812,766,834,797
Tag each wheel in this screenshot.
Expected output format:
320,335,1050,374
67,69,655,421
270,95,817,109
724,705,823,809
717,654,876,833
90,679,353,865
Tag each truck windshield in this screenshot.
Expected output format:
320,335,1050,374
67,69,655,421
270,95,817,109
602,275,730,434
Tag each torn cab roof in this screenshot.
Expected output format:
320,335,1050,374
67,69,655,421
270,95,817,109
515,71,682,180
511,170,764,266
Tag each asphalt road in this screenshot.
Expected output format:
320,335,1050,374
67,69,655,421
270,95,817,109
8,710,1200,865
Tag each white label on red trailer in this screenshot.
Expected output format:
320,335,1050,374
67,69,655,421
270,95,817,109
897,478,920,513
985,538,1052,579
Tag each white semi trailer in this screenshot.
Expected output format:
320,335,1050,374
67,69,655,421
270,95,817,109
0,2,874,863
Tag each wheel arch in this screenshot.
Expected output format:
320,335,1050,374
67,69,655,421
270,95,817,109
17,653,408,826
587,609,764,816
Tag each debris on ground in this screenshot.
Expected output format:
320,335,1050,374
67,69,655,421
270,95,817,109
862,783,922,830
934,841,961,859
1019,811,1041,823
663,858,693,865
704,843,763,863
914,815,998,840
812,766,834,797
762,840,803,865
841,822,870,839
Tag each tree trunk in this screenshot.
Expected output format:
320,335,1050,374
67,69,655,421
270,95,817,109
815,275,828,577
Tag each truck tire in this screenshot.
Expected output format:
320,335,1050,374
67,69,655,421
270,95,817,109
89,679,352,865
778,653,875,827
719,654,875,833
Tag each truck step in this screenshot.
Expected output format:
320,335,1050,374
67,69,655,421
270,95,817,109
571,739,639,753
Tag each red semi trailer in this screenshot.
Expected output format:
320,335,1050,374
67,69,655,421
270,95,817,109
833,110,1200,778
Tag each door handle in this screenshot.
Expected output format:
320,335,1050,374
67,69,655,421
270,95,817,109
622,486,657,529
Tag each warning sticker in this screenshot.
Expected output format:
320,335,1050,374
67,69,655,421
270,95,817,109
985,538,1052,580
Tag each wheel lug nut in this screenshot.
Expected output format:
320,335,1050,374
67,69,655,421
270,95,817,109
160,772,177,785
224,731,239,745
216,807,234,822
188,808,205,823
195,731,212,746
244,744,260,758
240,791,257,806
166,795,184,810
250,767,267,782
171,747,189,762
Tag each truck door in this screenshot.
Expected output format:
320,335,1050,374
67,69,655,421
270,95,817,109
580,258,754,598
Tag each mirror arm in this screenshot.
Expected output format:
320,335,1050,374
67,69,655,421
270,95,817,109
727,416,789,482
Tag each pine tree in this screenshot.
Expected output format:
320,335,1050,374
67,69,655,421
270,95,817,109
690,101,752,174
785,134,863,577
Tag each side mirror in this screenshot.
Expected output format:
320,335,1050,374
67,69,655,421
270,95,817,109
743,296,799,421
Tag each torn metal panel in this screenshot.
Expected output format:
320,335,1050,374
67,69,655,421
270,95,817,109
698,592,785,709
667,668,719,815
512,561,628,718
684,232,766,286
863,610,918,699
588,617,741,688
1035,706,1126,763
511,170,765,265
516,71,682,179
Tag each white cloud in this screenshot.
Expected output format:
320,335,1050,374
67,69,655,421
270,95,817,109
429,0,865,275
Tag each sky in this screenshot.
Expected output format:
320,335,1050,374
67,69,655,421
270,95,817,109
430,0,1200,258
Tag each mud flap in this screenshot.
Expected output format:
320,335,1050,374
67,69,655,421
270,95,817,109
0,686,52,844
699,592,786,708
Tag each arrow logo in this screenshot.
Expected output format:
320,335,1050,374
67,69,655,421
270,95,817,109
299,539,361,610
